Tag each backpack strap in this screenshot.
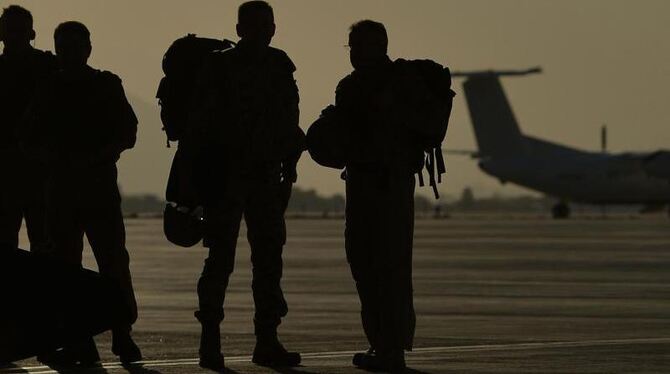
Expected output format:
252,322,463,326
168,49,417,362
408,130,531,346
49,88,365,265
422,146,445,199
435,144,446,183
426,150,439,199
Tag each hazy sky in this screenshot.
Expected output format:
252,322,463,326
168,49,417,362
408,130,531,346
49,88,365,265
3,0,670,200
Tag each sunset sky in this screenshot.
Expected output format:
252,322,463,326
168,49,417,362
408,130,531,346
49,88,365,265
4,0,669,199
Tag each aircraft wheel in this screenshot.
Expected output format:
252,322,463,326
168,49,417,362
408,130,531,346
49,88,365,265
552,202,571,219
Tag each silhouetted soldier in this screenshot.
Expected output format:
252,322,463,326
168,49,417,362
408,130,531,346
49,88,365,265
0,5,55,253
186,1,304,370
328,20,440,371
21,21,141,366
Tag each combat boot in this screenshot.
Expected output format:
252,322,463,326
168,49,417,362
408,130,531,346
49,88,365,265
112,328,142,364
353,348,406,372
195,311,225,371
352,347,375,367
252,332,301,367
37,338,99,369
37,348,78,368
72,337,101,368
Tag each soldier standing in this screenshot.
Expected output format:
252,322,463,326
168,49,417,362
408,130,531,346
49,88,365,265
0,5,55,253
319,20,452,372
186,1,304,370
22,21,141,366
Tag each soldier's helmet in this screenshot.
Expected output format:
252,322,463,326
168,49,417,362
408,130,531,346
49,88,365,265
163,203,203,248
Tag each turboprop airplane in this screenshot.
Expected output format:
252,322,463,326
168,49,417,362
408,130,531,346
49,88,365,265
452,67,670,218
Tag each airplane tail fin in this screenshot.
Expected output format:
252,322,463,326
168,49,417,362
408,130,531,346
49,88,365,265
454,67,541,158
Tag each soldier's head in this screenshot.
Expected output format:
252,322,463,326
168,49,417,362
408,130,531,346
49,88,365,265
0,5,35,52
236,1,275,48
54,21,91,70
348,20,388,70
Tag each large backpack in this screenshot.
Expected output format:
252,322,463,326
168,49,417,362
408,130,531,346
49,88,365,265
157,34,233,247
307,59,455,198
395,59,456,199
156,34,235,146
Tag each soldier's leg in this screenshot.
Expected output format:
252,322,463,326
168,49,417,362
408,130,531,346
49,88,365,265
345,169,382,350
80,172,141,364
82,187,137,326
0,161,23,249
244,179,288,337
39,181,96,366
197,201,244,323
0,187,23,250
376,174,416,358
245,178,300,367
21,169,50,254
46,181,84,266
195,185,245,370
346,227,380,349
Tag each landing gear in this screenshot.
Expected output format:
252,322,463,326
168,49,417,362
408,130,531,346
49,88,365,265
552,202,571,219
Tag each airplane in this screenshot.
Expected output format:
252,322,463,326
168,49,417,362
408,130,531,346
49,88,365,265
451,67,670,218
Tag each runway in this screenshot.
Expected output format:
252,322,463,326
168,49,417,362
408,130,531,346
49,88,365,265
6,216,670,373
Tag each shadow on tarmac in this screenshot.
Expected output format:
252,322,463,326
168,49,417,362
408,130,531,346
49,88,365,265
269,366,320,374
32,363,163,374
121,363,164,374
404,368,434,374
352,367,433,374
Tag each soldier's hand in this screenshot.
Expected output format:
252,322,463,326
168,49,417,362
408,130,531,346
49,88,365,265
280,162,298,184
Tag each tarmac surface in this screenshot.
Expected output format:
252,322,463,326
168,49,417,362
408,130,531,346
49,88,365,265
4,215,670,373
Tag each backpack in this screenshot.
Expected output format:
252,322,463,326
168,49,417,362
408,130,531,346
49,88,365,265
157,34,233,247
306,59,455,199
394,59,455,199
156,34,235,146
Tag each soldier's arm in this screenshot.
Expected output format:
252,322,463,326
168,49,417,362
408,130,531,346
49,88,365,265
108,74,138,152
282,67,300,136
275,52,304,183
332,76,359,163
334,75,356,112
75,74,137,169
18,81,52,163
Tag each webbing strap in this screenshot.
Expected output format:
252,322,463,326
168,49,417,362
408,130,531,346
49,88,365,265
435,145,446,183
426,151,440,199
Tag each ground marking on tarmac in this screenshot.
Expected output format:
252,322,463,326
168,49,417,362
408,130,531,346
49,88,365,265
6,337,670,373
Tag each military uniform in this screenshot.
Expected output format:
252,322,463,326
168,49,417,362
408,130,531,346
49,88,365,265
0,47,56,252
22,65,139,328
335,58,421,355
188,40,303,337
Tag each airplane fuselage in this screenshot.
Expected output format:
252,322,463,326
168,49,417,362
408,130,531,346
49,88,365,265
455,69,670,208
479,137,670,204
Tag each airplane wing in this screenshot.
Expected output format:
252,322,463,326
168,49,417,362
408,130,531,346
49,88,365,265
452,67,542,78
442,149,481,158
